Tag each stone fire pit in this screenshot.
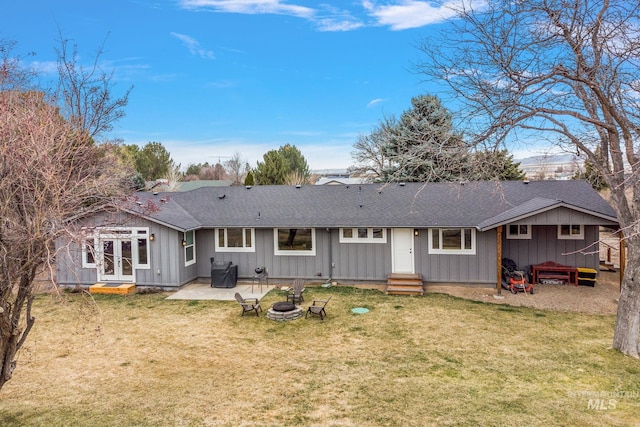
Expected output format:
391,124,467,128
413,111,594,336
266,301,303,321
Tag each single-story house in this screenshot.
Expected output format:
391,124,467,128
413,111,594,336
55,180,618,292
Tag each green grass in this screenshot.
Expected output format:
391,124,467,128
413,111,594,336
0,287,638,426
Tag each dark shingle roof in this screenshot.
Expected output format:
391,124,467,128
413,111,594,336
476,197,562,231
134,180,617,231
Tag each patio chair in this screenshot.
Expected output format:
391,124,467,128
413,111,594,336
234,292,262,317
286,279,305,304
306,296,331,320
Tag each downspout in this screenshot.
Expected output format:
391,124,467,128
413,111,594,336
326,228,333,283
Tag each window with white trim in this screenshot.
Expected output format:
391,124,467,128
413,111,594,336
216,228,255,252
136,235,150,267
82,227,150,269
339,227,387,243
184,230,196,266
274,228,315,256
429,228,476,254
82,237,96,267
558,224,584,240
506,224,531,239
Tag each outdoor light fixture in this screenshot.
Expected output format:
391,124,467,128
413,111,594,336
182,239,187,247
414,229,419,237
149,233,155,241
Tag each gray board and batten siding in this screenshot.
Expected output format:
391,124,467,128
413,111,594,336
57,181,618,288
500,206,617,272
198,228,389,283
196,228,331,281
56,212,191,288
204,227,495,284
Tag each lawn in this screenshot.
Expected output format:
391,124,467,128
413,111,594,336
0,286,638,426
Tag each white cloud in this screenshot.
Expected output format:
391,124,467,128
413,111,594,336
314,4,364,32
177,0,486,32
300,142,353,169
363,0,475,30
170,32,216,59
178,0,366,32
178,0,315,18
316,18,364,32
29,60,58,75
367,98,383,108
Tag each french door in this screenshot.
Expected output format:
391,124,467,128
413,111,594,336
100,238,134,282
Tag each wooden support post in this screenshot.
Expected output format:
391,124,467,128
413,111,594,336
496,226,503,295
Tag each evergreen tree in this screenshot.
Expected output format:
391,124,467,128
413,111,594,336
254,144,310,185
382,95,470,182
573,148,608,191
244,170,255,186
471,150,526,181
135,142,173,180
185,163,202,177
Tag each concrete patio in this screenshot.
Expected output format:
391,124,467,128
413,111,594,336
165,280,278,301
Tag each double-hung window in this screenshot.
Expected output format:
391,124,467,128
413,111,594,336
135,229,150,269
82,237,97,267
216,228,255,252
429,228,476,255
184,230,196,266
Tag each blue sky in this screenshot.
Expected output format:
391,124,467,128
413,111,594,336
4,0,538,171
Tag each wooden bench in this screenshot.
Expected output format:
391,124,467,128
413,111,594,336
532,262,578,286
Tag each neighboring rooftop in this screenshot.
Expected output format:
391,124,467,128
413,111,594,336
146,179,233,192
315,177,368,185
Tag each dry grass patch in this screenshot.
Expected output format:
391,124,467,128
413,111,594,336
0,286,638,426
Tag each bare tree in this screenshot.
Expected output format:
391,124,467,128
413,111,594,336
0,40,132,390
163,161,183,191
55,33,132,139
419,1,640,356
200,163,227,180
283,170,312,186
348,115,396,181
0,40,35,91
223,151,246,184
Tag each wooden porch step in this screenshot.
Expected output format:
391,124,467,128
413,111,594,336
386,273,424,296
89,283,136,295
387,278,424,286
386,285,425,296
387,273,422,280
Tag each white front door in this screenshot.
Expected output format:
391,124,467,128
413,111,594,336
100,238,134,282
392,228,415,274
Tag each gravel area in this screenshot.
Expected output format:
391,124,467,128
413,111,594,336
425,269,621,315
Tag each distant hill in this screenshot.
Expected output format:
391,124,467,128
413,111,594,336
516,153,582,166
515,153,583,180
